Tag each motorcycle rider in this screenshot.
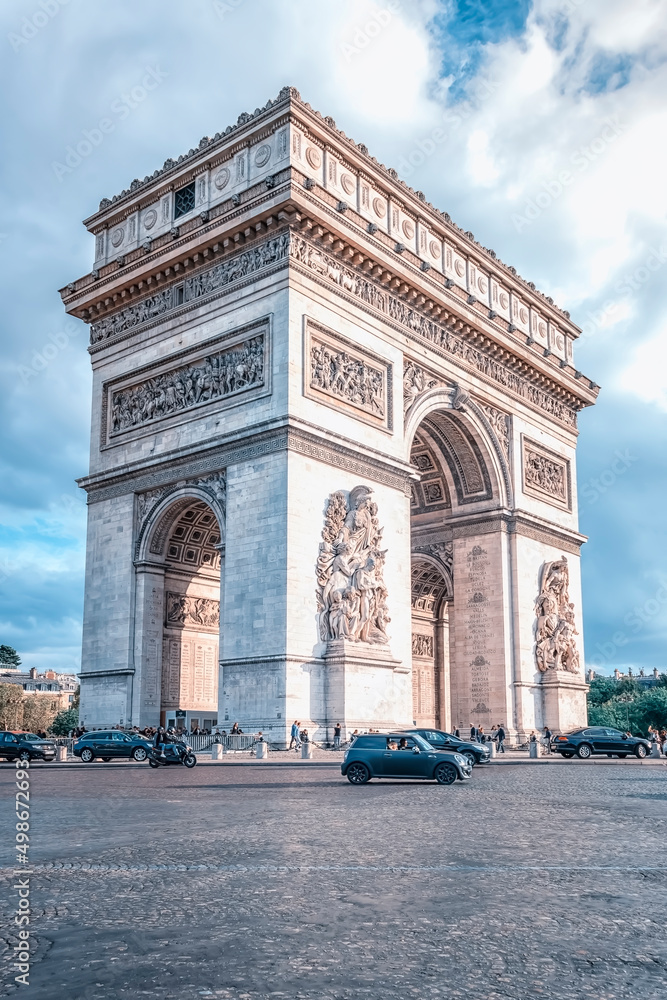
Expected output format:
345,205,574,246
153,726,169,760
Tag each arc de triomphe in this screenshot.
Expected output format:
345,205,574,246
61,87,598,739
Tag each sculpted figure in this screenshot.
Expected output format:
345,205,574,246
315,486,390,646
534,557,580,674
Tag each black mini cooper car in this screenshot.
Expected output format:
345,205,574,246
0,731,57,762
551,727,651,759
342,732,472,785
406,728,492,766
73,731,153,762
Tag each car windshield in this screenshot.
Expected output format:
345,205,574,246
22,734,41,741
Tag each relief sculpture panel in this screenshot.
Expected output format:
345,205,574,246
106,333,265,439
522,437,570,509
305,322,391,430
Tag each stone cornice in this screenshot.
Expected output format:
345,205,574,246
442,509,586,553
77,418,416,503
69,86,582,339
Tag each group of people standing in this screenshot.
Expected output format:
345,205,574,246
465,724,507,752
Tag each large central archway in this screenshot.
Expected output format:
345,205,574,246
406,386,513,734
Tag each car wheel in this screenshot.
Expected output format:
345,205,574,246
148,759,160,768
132,747,148,762
183,753,197,768
80,748,94,763
101,757,111,762
617,753,627,758
576,744,592,759
434,762,458,785
18,751,31,762
635,744,647,759
462,751,476,767
561,752,574,759
346,762,370,784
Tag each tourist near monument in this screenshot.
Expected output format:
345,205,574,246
61,87,597,742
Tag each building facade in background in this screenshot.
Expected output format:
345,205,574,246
0,667,78,713
62,88,598,739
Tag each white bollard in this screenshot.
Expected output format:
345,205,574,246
301,742,313,759
529,741,540,759
255,741,268,759
211,743,223,760
488,741,497,759
650,743,661,758
57,746,68,762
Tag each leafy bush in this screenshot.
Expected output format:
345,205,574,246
50,707,79,736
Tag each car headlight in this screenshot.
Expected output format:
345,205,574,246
342,751,349,762
454,754,466,764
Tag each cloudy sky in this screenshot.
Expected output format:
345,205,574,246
0,0,665,675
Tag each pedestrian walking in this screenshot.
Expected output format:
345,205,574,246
454,728,460,739
496,724,506,753
289,720,300,749
333,723,342,749
470,724,477,742
478,726,486,743
543,726,552,753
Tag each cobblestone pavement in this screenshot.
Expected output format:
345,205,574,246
1,759,666,999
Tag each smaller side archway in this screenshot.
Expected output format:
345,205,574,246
410,556,452,731
132,486,225,731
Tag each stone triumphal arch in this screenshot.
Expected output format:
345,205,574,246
63,87,597,739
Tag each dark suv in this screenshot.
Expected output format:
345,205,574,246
406,728,491,766
0,731,57,762
73,731,153,762
551,727,650,759
342,732,472,785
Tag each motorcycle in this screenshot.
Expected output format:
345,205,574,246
147,741,197,768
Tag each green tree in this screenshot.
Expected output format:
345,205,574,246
0,682,24,729
50,707,79,736
22,694,59,733
0,645,21,669
588,677,618,706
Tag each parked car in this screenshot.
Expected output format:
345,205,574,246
341,732,472,785
406,728,492,766
73,730,153,763
551,727,650,759
0,731,57,762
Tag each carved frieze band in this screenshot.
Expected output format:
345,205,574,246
165,592,220,631
306,320,392,431
90,231,290,344
522,436,571,510
290,235,578,428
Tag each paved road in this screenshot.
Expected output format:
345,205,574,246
1,759,666,1000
